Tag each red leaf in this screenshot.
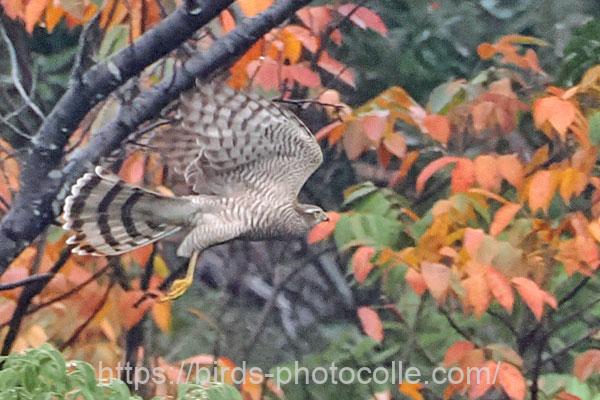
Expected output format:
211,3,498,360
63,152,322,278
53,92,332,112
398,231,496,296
485,267,514,312
315,121,344,144
405,269,426,296
296,6,332,34
490,203,521,236
451,158,476,193
361,112,389,142
416,156,461,193
573,349,600,382
286,64,321,88
357,306,384,342
219,9,236,33
498,363,527,400
421,262,451,303
318,51,355,87
511,277,557,321
337,4,387,36
443,340,475,367
352,246,376,284
423,114,451,145
238,0,272,17
307,212,340,244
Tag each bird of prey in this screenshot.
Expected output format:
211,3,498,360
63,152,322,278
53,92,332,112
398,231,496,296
62,83,328,301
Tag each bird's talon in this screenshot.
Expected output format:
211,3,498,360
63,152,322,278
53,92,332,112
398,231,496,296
159,277,193,302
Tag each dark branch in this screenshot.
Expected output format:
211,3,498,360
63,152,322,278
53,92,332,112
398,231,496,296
0,0,312,275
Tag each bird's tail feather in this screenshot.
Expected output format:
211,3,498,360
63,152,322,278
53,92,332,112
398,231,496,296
63,167,182,256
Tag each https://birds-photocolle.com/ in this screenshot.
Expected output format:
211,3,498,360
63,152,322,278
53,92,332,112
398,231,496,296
62,82,329,302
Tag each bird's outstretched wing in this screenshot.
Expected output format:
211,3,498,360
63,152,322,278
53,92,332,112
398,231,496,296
151,83,323,198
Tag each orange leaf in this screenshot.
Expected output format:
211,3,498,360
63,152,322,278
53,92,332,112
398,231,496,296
1,0,23,20
151,300,171,333
390,150,419,186
490,203,521,236
498,363,527,400
559,168,588,203
357,306,384,342
533,96,577,140
474,155,501,192
573,349,600,382
452,158,476,193
405,269,427,296
45,2,65,32
477,43,496,59
120,290,153,329
24,0,49,33
242,371,264,400
423,114,451,145
528,170,558,214
280,28,303,64
416,156,461,193
463,272,491,318
383,133,406,159
353,246,376,284
511,277,557,321
443,340,475,367
421,262,450,303
238,0,273,16
307,211,340,244
497,154,524,188
469,360,497,399
129,0,143,40
119,152,146,184
286,63,321,88
485,267,514,312
398,383,424,400
219,9,236,33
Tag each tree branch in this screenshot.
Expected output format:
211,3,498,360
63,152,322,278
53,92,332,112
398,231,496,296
0,0,312,275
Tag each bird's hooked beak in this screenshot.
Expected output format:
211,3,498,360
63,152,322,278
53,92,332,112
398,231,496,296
320,212,330,222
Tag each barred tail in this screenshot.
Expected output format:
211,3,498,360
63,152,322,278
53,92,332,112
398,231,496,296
63,166,184,256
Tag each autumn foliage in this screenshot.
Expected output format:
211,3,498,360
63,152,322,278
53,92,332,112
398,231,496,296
0,1,599,399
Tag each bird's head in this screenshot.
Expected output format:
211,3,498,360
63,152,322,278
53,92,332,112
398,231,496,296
295,203,329,229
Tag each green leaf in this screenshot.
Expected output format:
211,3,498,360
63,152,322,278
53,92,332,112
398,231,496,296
589,111,600,146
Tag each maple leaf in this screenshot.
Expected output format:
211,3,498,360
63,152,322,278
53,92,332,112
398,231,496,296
405,269,427,296
497,363,527,400
490,203,521,237
485,267,514,312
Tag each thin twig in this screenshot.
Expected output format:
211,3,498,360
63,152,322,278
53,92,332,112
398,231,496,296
541,327,599,366
59,281,114,351
0,24,45,120
0,273,53,291
1,246,72,355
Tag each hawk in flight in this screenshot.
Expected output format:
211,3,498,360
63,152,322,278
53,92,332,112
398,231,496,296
62,83,328,300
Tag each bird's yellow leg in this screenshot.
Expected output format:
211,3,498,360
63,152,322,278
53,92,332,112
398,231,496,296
159,250,200,302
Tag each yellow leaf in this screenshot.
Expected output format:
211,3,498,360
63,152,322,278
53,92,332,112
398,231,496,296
152,300,171,333
153,254,170,278
280,28,303,64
